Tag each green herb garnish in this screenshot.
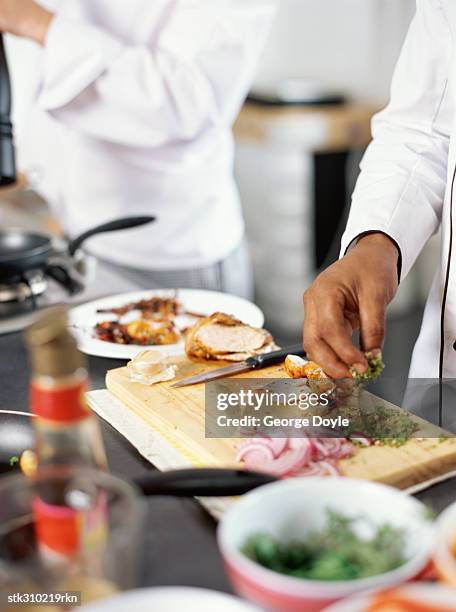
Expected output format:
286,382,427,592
346,405,418,443
350,351,385,384
378,437,410,448
9,456,19,467
242,509,407,582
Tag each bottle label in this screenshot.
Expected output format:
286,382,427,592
33,492,109,559
33,497,80,557
31,379,89,423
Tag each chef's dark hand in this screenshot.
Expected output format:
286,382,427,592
0,0,53,44
303,233,399,378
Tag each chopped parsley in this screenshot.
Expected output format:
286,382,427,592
350,351,385,384
346,405,419,443
242,509,407,581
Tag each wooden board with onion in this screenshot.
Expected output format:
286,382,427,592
105,355,456,491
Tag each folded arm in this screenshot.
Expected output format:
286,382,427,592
0,0,276,148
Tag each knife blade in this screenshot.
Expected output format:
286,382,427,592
171,343,306,388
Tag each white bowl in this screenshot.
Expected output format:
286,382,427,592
218,478,434,612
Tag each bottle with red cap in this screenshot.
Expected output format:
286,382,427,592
25,306,108,561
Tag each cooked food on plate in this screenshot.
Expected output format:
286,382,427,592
97,295,182,319
95,320,131,344
242,509,407,581
92,290,269,352
185,312,277,361
93,293,204,346
95,319,180,346
93,292,270,351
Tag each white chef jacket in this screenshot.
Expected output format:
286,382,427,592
18,0,277,270
341,0,456,378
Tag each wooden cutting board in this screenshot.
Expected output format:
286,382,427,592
106,357,456,490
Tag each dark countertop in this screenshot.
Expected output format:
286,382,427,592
1,330,456,593
0,331,231,592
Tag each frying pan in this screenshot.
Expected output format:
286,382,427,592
0,216,155,279
0,412,277,496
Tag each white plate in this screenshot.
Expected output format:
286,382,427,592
81,587,260,611
324,583,456,611
69,289,264,360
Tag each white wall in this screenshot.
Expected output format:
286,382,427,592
254,0,416,103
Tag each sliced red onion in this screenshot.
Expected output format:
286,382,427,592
296,462,326,477
338,441,356,458
318,460,342,476
235,443,275,464
237,434,353,479
313,438,337,458
239,446,311,477
269,438,289,457
236,448,279,473
288,436,311,449
238,436,289,458
264,446,311,477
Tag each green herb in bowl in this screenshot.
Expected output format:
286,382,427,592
242,509,407,582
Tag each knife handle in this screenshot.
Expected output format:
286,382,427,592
247,343,307,370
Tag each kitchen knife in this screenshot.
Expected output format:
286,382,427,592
171,343,306,388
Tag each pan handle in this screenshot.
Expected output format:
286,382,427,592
133,468,278,497
68,216,156,257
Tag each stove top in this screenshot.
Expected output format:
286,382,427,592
0,274,73,332
0,259,141,335
0,272,48,304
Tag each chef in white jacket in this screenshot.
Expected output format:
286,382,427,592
303,0,456,379
0,0,277,298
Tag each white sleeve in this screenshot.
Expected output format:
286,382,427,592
37,2,277,148
340,0,454,280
